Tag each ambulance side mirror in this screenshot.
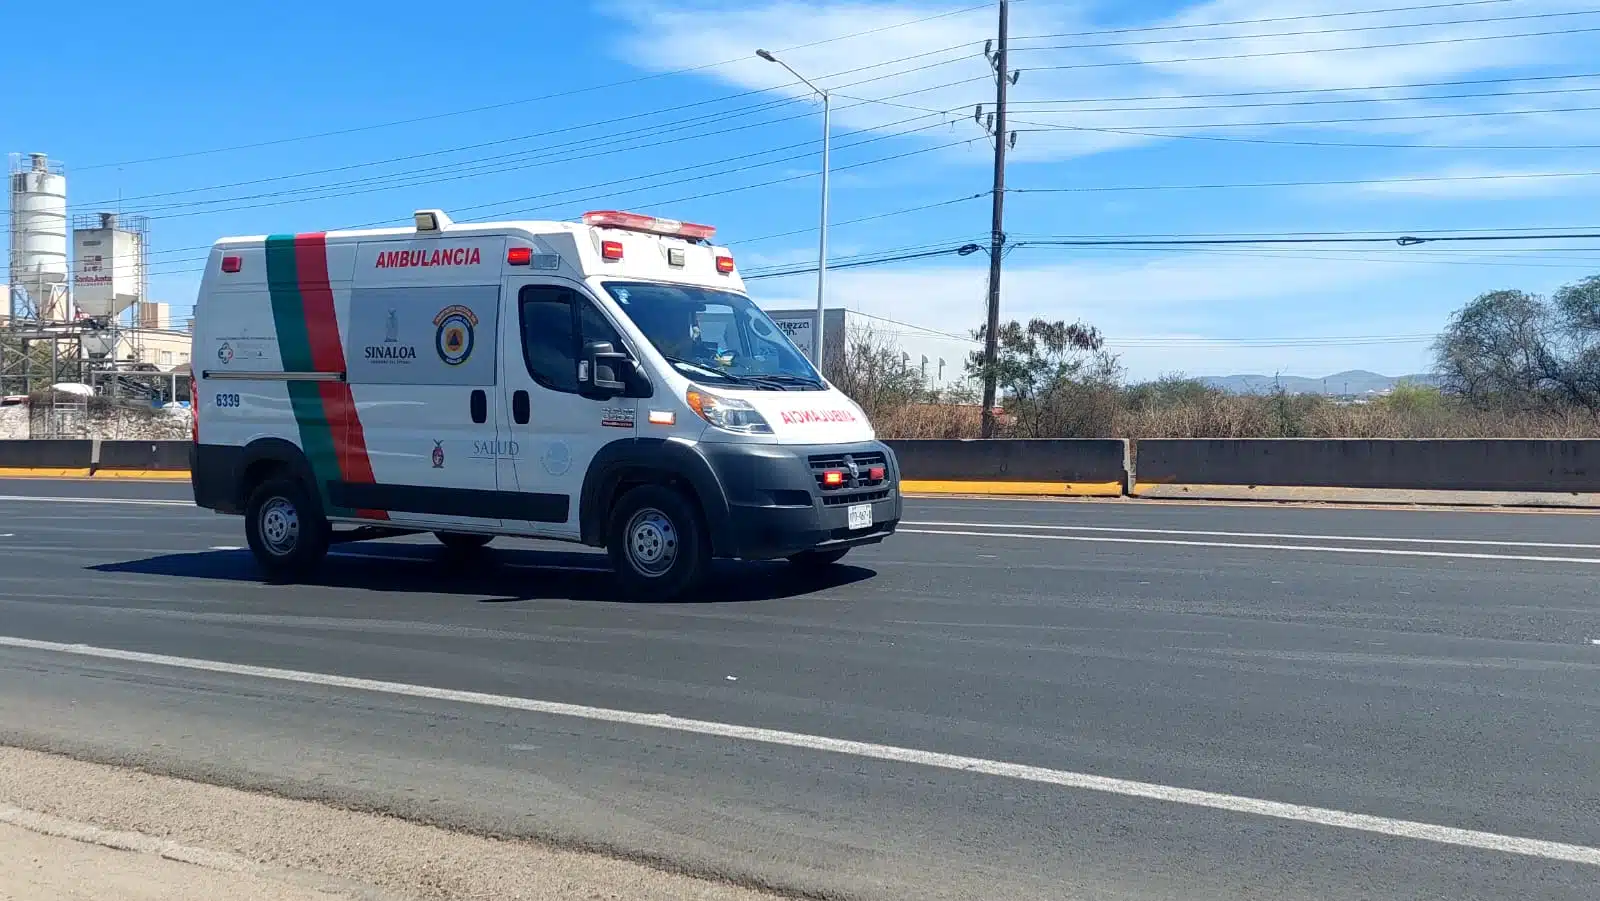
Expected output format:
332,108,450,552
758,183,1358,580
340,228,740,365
581,341,629,396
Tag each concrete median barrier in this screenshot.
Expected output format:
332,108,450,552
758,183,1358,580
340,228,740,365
0,440,94,478
1133,439,1600,507
888,439,1129,497
96,440,192,472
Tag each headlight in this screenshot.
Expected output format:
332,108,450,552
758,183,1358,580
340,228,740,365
685,385,773,434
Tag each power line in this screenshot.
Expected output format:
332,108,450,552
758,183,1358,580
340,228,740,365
436,120,963,222
1011,0,1512,40
1012,104,1600,131
1011,8,1600,55
836,92,1600,152
90,49,986,215
1001,116,1600,152
73,3,993,171
135,111,957,221
1013,230,1600,247
737,193,990,244
1008,84,1600,115
124,143,989,279
744,239,986,280
1004,71,1600,106
1039,242,1600,271
1009,170,1600,195
1022,25,1600,74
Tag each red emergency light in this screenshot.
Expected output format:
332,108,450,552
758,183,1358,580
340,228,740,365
506,247,533,266
220,255,242,273
716,255,735,274
583,210,717,242
821,470,845,488
601,240,625,261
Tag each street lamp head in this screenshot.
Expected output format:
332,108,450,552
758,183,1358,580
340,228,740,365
756,49,776,62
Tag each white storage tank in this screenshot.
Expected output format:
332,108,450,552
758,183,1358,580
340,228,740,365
7,152,70,321
72,211,146,321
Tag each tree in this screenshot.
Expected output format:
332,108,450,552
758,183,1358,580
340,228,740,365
1122,373,1221,412
1432,284,1600,412
965,318,1122,437
828,322,929,420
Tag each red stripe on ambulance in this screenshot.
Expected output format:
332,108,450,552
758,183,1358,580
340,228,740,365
294,233,387,521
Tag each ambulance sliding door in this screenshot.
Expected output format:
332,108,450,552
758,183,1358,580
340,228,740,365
339,238,507,530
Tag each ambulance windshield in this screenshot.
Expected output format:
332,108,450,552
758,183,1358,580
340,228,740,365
603,282,824,389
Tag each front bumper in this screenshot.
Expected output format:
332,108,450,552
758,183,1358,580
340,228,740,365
697,440,902,561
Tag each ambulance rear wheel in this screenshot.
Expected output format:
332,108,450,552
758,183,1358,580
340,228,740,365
434,531,494,552
607,484,711,602
244,477,330,582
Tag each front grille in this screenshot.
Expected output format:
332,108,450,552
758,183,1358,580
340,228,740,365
807,451,889,493
821,488,891,507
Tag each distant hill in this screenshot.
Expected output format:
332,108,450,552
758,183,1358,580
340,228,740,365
1199,370,1441,396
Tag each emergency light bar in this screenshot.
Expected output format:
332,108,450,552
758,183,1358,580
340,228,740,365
583,210,716,242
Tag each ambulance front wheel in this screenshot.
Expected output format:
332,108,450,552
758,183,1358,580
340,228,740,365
606,484,711,602
244,477,330,582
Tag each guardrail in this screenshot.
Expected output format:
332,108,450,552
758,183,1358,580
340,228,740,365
5,438,1600,507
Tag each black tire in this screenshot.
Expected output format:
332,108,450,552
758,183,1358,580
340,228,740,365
244,476,330,582
606,484,711,601
787,548,850,568
434,531,494,552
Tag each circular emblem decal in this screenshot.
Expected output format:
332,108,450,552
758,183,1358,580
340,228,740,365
542,441,572,476
432,304,479,366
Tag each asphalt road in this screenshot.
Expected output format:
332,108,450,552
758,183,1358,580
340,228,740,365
0,478,1595,900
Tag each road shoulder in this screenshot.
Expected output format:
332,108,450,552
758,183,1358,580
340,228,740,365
0,745,776,901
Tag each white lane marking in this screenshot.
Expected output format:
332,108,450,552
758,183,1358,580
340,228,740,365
900,528,1600,565
904,520,1600,551
0,635,1595,868
0,494,190,508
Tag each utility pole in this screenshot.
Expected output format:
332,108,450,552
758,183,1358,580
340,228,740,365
979,0,1017,438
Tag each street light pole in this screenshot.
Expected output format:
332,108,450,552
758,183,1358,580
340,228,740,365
757,49,829,368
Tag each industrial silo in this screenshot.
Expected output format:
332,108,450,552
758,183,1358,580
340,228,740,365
7,153,70,322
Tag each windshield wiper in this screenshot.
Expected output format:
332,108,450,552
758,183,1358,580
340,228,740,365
662,355,750,383
740,373,824,390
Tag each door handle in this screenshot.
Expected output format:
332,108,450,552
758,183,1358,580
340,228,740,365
470,389,487,424
513,390,530,425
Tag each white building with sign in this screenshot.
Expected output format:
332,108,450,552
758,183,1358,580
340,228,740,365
759,306,965,389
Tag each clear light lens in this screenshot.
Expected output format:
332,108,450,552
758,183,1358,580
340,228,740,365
685,385,773,434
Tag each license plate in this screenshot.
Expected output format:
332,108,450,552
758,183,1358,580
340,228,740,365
847,503,873,531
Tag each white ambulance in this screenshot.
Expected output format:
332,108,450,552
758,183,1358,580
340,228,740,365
189,209,900,599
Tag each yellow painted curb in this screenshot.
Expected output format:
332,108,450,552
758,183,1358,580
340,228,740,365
0,468,189,481
901,480,1124,497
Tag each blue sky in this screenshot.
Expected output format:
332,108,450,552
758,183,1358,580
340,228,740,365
7,0,1600,382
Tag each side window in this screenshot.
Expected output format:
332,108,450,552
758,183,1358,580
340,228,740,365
519,285,577,393
577,301,624,351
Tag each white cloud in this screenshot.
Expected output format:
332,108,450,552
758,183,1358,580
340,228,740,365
604,0,1600,162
